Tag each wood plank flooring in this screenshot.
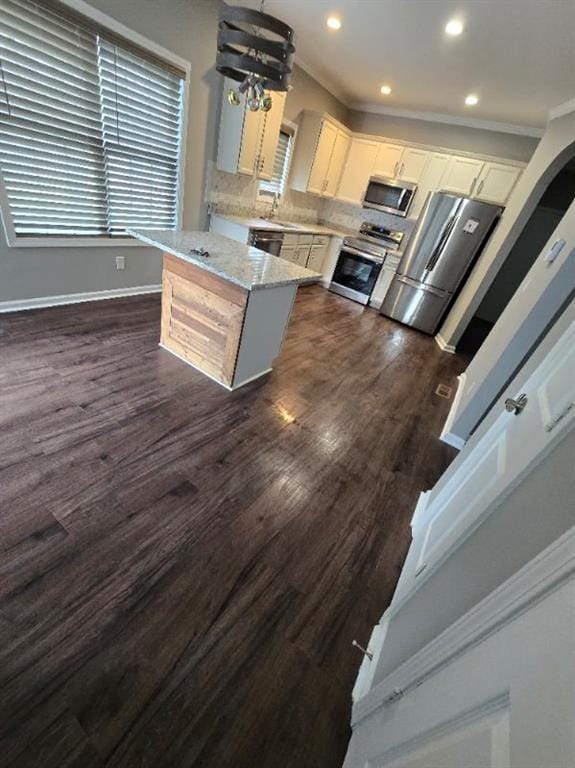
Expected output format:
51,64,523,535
0,286,468,768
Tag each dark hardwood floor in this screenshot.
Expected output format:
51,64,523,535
0,285,467,768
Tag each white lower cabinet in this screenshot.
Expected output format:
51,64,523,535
308,241,329,272
279,245,297,263
294,245,311,267
370,264,397,307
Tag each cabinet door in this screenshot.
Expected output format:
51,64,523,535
397,148,430,183
307,120,338,195
294,245,312,267
442,156,484,196
307,244,328,272
238,106,264,176
474,162,521,205
373,143,404,178
279,245,297,263
258,91,287,180
336,138,379,204
324,130,350,197
409,153,451,219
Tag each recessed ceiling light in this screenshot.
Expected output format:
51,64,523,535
445,18,464,36
380,85,392,96
326,16,342,30
465,93,479,106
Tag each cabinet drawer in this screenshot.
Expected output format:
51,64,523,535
297,234,314,245
312,235,330,245
283,234,300,246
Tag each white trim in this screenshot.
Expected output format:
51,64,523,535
439,373,468,450
0,285,161,313
348,102,545,139
352,618,390,703
352,524,575,727
0,0,191,247
294,57,351,108
434,333,456,354
548,97,575,122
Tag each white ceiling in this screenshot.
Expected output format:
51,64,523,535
246,0,575,131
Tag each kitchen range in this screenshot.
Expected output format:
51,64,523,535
329,223,404,305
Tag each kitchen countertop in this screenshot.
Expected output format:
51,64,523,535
211,213,355,238
128,229,322,291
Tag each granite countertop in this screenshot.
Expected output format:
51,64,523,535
128,229,321,291
211,213,355,238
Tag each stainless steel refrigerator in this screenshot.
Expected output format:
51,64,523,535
381,192,502,334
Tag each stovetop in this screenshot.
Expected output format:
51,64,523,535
343,222,405,259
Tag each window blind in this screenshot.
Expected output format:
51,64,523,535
0,0,184,238
260,129,292,197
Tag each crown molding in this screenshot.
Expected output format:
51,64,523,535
348,102,545,138
548,97,575,122
293,56,352,109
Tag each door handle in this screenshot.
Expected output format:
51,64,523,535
470,177,478,196
505,393,528,414
400,163,405,176
393,161,399,176
477,179,484,194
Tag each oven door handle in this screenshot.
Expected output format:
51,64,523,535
341,245,384,263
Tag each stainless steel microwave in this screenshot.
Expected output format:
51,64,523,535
362,176,417,218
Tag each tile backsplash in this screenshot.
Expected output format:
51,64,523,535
206,162,417,241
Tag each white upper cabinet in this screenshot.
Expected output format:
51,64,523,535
290,112,350,198
336,138,379,204
441,156,485,196
257,91,287,180
397,147,430,183
409,152,451,219
217,78,286,178
474,161,522,205
373,142,404,177
324,129,350,196
307,120,338,194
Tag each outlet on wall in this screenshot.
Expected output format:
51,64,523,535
116,255,126,271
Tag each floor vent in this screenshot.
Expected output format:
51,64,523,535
435,383,453,399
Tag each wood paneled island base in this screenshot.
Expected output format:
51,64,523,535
133,229,321,390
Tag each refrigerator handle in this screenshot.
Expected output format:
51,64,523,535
424,210,461,273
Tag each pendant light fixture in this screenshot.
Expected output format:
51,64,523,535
216,1,295,112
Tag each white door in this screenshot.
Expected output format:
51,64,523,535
408,153,451,219
474,162,522,205
307,120,338,195
336,138,379,204
396,148,430,183
373,143,404,178
390,319,575,613
344,556,575,768
238,105,264,176
442,156,484,196
279,245,297,263
258,91,286,180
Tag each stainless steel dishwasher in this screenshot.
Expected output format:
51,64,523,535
249,229,284,257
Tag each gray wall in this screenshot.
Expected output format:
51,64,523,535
285,64,349,125
0,0,223,304
348,110,539,162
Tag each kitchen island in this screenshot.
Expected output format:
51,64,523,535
129,229,321,389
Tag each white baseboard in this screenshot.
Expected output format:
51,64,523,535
369,297,384,310
0,284,162,313
439,372,467,450
435,333,456,354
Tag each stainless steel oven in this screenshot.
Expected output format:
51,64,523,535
330,244,383,305
362,176,417,218
329,224,404,305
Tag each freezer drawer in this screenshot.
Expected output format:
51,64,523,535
381,276,451,334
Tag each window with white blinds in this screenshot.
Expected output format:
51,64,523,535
0,0,185,239
259,128,293,197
